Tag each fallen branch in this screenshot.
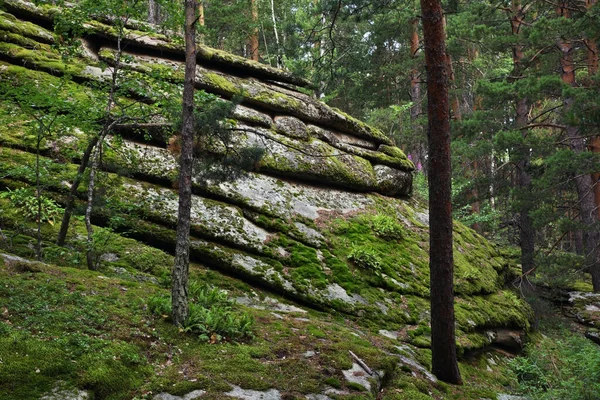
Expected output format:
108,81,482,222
349,350,373,376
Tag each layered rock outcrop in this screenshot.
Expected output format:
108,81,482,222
0,0,531,352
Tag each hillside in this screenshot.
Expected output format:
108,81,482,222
0,1,545,399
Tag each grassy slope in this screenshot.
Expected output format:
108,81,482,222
0,247,522,400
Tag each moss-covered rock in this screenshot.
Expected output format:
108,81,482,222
0,1,532,371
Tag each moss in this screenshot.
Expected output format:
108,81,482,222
0,42,84,76
251,90,303,111
0,29,51,49
0,11,55,43
203,71,240,95
377,144,415,170
331,107,393,145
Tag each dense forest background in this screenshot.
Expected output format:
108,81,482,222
139,0,600,290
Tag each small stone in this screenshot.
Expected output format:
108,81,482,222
378,330,399,340
270,312,284,320
100,253,119,262
342,363,372,392
224,385,281,400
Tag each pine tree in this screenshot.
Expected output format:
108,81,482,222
420,0,462,385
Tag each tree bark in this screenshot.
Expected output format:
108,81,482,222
420,0,462,385
558,2,600,291
249,0,259,61
85,144,101,270
586,0,600,219
57,136,99,246
172,0,198,326
270,0,282,68
148,0,160,25
409,16,421,121
511,0,535,276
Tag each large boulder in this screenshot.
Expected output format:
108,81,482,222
0,0,531,354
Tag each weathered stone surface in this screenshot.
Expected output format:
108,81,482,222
485,329,524,350
245,127,377,191
210,173,374,220
40,383,90,400
153,390,206,400
124,183,270,252
342,363,375,392
233,105,273,128
224,385,281,400
0,0,533,359
374,165,413,197
274,116,308,139
569,291,600,327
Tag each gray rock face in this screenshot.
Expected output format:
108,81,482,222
0,0,533,357
374,165,412,197
274,116,308,139
40,383,90,400
153,390,206,400
569,291,600,327
225,385,281,400
233,105,273,128
485,329,524,350
342,363,375,392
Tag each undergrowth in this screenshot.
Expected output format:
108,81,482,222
511,329,600,399
148,281,254,343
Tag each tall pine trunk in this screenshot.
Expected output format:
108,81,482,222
558,2,600,291
511,0,535,276
586,0,600,219
172,0,198,326
420,0,462,384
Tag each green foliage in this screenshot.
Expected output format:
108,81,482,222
184,302,254,343
0,188,62,225
371,214,404,240
412,172,429,203
149,282,254,343
347,244,382,274
511,330,600,399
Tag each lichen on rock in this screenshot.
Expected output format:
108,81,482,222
0,0,532,366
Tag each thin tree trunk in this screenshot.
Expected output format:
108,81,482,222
172,0,198,327
84,26,124,270
511,0,535,276
570,128,600,290
468,48,482,233
85,145,100,270
35,128,42,261
249,0,259,61
148,0,160,24
198,1,205,44
420,0,462,385
270,0,282,68
409,16,421,120
57,136,99,246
